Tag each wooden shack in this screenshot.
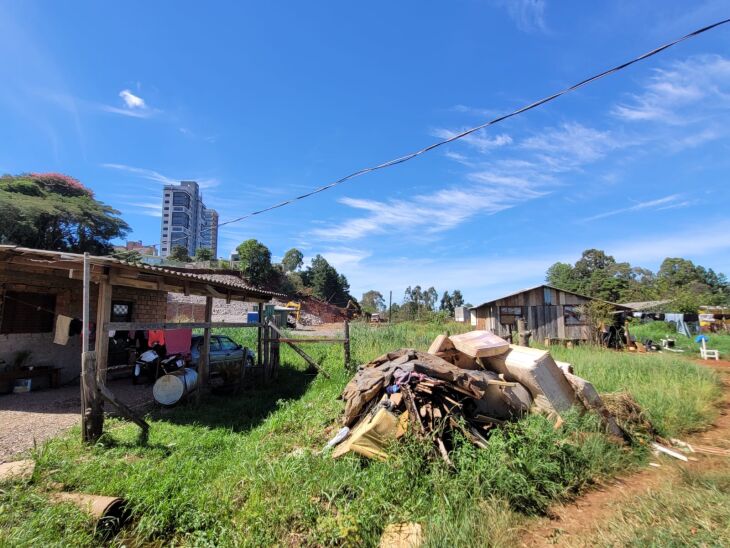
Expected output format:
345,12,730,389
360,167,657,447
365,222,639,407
470,284,630,343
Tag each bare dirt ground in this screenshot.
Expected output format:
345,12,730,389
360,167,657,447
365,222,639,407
520,359,730,547
0,379,153,462
292,322,346,338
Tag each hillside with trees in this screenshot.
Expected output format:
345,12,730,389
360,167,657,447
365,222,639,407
0,173,128,254
235,239,356,307
546,249,729,311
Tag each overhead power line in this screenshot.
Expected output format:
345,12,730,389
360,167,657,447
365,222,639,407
165,17,730,249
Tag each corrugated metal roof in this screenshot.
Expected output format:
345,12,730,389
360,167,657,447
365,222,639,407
620,299,672,310
470,283,630,310
0,245,284,299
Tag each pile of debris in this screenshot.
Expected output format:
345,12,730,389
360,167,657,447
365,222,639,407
331,330,622,462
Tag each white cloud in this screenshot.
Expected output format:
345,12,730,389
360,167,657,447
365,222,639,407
612,55,730,124
520,122,623,168
433,127,512,153
311,174,546,241
123,202,162,217
580,194,690,222
102,163,219,189
494,0,547,33
119,89,146,109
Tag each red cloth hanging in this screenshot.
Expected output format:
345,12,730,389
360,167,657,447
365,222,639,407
148,330,166,346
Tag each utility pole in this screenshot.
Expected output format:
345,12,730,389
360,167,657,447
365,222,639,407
388,290,393,323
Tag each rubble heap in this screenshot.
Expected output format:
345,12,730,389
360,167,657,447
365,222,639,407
331,330,623,462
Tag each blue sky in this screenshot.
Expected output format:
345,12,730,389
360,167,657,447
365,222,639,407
1,1,729,305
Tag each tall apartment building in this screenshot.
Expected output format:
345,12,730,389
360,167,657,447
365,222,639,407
160,181,219,258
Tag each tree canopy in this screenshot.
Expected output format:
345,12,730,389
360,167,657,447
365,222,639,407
361,290,385,313
0,173,128,254
281,248,304,273
236,239,274,286
301,254,354,307
194,247,214,261
545,249,729,310
169,245,192,262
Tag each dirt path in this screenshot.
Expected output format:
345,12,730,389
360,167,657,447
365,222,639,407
519,359,730,547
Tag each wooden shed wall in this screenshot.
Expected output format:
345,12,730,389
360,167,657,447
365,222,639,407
473,287,593,341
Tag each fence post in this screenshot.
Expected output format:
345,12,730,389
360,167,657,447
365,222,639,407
344,320,351,370
269,322,280,379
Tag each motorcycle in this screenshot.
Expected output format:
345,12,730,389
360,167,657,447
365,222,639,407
133,344,186,384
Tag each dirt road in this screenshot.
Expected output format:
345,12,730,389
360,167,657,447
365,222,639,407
520,359,730,547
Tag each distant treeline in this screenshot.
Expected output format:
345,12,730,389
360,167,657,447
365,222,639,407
546,249,729,312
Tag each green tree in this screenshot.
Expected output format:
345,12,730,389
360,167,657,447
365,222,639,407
451,289,465,308
302,254,353,306
545,262,578,291
361,290,385,313
281,248,304,273
169,245,192,262
439,291,453,314
194,247,214,261
236,239,273,286
0,173,128,254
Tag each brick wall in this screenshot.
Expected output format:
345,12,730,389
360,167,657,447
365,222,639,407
1,269,166,387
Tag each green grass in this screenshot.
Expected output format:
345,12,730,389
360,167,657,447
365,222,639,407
0,321,723,547
630,320,730,357
582,467,730,547
548,345,721,437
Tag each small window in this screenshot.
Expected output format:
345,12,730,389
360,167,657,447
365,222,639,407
172,193,191,207
544,287,553,305
111,301,133,323
499,306,523,325
220,337,238,351
1,291,56,334
564,305,585,326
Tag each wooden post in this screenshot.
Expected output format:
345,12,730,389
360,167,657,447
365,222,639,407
344,320,351,370
517,318,531,347
94,277,112,385
388,290,392,323
81,351,104,442
270,324,280,379
81,253,104,443
197,296,213,403
262,324,271,382
257,302,264,367
268,322,330,378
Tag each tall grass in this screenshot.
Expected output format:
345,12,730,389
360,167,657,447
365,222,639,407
549,345,721,436
0,320,722,546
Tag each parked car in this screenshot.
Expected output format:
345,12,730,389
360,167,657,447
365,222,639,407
189,335,255,373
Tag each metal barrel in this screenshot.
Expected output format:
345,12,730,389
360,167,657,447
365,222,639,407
153,368,198,406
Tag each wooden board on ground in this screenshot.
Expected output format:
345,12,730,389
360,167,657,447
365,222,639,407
449,330,509,358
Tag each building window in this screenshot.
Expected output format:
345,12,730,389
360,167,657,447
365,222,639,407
564,305,586,326
172,193,191,207
171,212,189,228
499,306,523,325
544,287,553,305
1,291,56,334
111,301,133,323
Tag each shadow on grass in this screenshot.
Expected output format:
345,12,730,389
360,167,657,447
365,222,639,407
150,365,317,433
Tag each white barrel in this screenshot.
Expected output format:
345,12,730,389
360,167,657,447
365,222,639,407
153,368,198,406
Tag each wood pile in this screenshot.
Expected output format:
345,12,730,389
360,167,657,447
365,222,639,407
332,331,623,461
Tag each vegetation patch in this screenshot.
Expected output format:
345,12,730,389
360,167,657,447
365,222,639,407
0,321,723,546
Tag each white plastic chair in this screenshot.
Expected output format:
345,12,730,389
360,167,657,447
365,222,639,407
700,339,720,361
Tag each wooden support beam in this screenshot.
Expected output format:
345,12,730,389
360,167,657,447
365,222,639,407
98,384,149,437
262,324,270,381
94,277,112,385
269,324,280,380
267,338,348,344
81,351,104,442
197,296,214,403
344,320,351,370
104,321,262,331
268,322,330,379
257,302,264,367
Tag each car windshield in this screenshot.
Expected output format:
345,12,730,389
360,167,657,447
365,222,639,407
219,337,238,351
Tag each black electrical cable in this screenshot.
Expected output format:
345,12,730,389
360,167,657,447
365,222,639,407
162,17,729,248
